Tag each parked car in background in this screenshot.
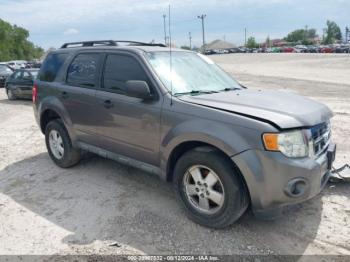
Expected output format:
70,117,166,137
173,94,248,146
0,64,14,88
306,46,320,53
334,45,350,53
270,47,282,53
5,69,38,100
282,47,295,53
320,46,334,53
294,45,308,53
7,60,27,70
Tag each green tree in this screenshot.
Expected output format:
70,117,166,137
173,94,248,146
180,45,191,50
266,36,271,48
0,19,44,61
246,37,258,48
324,20,342,44
284,28,317,45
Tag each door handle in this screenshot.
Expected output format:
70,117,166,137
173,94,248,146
61,91,69,99
103,100,113,109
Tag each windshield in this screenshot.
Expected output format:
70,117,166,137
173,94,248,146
0,65,13,74
146,51,241,95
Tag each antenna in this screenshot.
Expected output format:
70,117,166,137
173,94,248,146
169,4,173,106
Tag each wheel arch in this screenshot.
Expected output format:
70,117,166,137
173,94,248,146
38,97,77,147
165,140,251,204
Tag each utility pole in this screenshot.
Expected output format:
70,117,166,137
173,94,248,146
304,25,308,43
346,27,349,43
197,14,206,52
189,32,192,50
244,28,247,47
163,14,167,46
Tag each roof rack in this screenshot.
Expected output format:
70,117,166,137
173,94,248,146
60,40,166,49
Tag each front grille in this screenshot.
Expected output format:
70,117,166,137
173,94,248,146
311,122,331,157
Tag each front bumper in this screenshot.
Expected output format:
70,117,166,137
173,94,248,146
232,143,336,213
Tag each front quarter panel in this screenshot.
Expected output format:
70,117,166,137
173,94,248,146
160,97,278,176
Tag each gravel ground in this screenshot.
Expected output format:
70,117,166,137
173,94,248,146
0,54,349,257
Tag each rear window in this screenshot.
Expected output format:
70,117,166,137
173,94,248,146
39,53,68,82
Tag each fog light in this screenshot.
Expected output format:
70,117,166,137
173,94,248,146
285,178,307,197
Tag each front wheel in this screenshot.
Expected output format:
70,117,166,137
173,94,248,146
45,119,81,168
173,148,249,228
7,89,16,100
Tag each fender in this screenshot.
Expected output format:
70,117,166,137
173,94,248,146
39,96,78,147
160,119,255,176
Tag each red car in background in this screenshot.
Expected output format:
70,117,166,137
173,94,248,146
282,47,295,53
320,46,334,53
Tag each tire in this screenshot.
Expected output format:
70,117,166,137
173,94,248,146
45,119,81,168
173,148,249,228
7,89,16,100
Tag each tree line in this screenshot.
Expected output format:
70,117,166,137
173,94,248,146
0,19,44,62
246,20,343,48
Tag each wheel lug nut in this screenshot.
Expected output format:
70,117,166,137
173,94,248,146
206,191,209,195
200,193,204,198
195,188,199,192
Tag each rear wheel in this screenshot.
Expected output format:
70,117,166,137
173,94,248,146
45,119,81,168
173,148,249,228
7,89,16,100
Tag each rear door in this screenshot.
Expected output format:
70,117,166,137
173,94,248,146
57,52,103,146
95,52,163,166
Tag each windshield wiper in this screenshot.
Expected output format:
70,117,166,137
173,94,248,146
219,87,242,92
174,90,219,96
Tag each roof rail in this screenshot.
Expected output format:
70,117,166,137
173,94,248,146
60,40,166,49
116,41,167,47
61,40,117,48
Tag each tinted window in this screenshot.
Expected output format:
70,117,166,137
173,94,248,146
12,71,22,80
103,54,151,95
67,53,99,87
39,53,68,82
23,71,32,80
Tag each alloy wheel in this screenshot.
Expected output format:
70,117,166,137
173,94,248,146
183,165,225,215
49,130,64,159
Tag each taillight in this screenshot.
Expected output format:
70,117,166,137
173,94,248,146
32,83,38,103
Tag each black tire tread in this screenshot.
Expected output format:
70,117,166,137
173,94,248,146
45,119,81,168
173,148,249,228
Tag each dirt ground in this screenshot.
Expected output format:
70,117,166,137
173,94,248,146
0,54,349,257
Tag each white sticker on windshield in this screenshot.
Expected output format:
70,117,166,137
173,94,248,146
197,53,215,64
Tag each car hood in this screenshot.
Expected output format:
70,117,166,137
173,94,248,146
179,89,333,129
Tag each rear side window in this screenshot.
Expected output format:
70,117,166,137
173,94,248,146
67,53,100,88
103,54,151,95
39,53,68,82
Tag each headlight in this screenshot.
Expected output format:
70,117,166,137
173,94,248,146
263,130,309,158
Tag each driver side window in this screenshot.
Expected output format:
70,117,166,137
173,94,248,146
103,54,152,95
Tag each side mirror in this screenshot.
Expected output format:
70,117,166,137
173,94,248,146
125,80,152,100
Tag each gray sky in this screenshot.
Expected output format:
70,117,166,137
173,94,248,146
1,0,349,49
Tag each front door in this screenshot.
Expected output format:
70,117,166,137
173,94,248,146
95,53,162,166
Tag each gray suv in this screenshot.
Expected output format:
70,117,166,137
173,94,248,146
33,40,336,228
